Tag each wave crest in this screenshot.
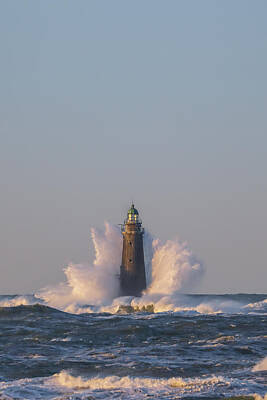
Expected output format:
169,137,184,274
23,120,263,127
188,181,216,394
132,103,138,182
50,370,229,392
0,295,41,308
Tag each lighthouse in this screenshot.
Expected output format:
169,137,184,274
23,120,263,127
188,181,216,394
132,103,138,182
120,204,147,296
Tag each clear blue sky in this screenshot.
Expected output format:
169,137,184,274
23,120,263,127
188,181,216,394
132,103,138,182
1,0,266,294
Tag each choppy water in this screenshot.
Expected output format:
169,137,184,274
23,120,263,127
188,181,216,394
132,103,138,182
0,293,266,399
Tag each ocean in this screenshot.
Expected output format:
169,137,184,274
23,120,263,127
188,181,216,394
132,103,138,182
1,224,266,398
0,293,266,400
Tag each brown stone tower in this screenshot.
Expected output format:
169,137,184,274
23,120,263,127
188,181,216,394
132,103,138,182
120,204,146,296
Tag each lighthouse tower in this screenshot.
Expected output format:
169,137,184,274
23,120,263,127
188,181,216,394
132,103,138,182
120,204,146,296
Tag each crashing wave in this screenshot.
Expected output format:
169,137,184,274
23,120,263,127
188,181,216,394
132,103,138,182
1,223,266,316
0,371,265,400
36,222,204,314
49,370,232,392
0,294,42,308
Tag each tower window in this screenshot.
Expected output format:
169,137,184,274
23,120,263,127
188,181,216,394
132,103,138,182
129,241,132,245
129,259,132,262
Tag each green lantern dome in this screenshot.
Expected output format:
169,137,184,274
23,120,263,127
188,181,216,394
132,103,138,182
128,204,139,216
123,203,142,226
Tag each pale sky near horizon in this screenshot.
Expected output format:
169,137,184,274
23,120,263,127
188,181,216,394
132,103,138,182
0,0,267,294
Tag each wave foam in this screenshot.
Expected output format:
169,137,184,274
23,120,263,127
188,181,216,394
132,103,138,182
0,372,264,400
50,370,229,393
0,295,41,308
245,299,267,313
95,293,254,315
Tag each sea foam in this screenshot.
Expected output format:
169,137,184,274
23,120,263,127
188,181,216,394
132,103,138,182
49,370,230,392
